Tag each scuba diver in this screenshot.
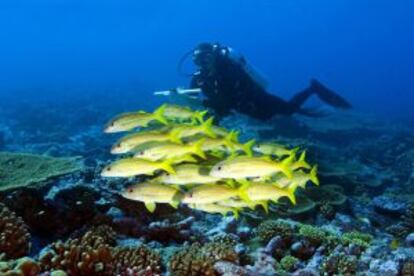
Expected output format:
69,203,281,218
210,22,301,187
185,42,351,121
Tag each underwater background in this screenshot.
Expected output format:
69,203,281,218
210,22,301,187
1,1,414,275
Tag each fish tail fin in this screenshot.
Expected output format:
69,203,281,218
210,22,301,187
242,139,256,157
310,165,319,186
286,182,299,204
169,129,182,144
153,104,169,125
279,156,294,179
193,110,208,124
201,117,217,138
297,150,311,169
192,139,206,159
223,131,238,151
238,179,251,202
225,130,240,143
291,146,300,155
159,159,176,174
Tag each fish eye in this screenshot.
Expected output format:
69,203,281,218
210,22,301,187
139,151,144,155
117,143,121,148
128,188,133,193
106,167,111,171
165,172,170,176
217,166,222,171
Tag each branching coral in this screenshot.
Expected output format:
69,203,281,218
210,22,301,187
0,203,31,259
256,220,294,243
341,231,373,249
112,246,162,275
0,256,40,276
39,225,161,276
0,152,82,191
298,225,327,247
321,252,358,275
168,241,239,276
279,255,299,272
39,239,114,275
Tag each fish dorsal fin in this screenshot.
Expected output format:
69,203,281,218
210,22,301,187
144,202,156,213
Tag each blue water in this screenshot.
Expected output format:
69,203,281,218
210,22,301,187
0,0,413,125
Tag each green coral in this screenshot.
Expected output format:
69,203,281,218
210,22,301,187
279,255,299,272
298,225,327,246
0,152,82,191
341,231,373,248
322,253,358,275
256,220,295,243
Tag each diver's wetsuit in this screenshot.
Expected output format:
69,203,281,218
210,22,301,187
190,43,351,121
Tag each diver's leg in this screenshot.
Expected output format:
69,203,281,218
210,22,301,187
289,79,351,109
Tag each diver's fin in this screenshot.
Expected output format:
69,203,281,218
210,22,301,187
311,79,352,109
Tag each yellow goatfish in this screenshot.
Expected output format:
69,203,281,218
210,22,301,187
101,158,175,177
217,198,269,213
121,182,182,212
104,105,168,133
241,181,299,204
157,164,221,185
163,104,207,123
182,184,244,204
111,130,172,154
169,117,217,143
253,142,299,157
188,203,239,219
210,155,293,179
134,139,206,160
211,126,230,137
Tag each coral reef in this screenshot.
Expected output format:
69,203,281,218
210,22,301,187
39,225,162,275
0,152,82,191
0,203,31,259
0,256,41,276
168,241,239,276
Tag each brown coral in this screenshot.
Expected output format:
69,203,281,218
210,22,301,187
39,239,114,275
0,203,31,259
169,241,239,276
112,246,162,275
0,256,40,276
39,225,162,276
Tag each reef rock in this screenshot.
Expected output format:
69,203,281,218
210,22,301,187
373,195,407,216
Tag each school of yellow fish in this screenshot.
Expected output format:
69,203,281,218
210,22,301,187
101,104,319,218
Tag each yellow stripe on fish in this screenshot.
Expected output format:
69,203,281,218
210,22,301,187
157,164,221,185
101,157,175,177
104,104,169,133
134,139,206,161
121,182,182,212
209,155,293,179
